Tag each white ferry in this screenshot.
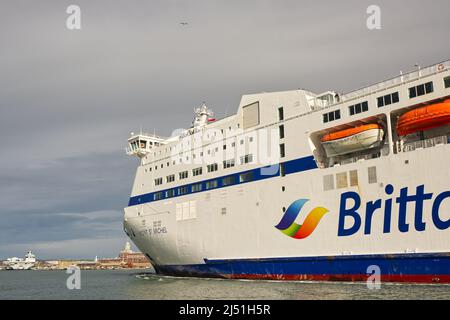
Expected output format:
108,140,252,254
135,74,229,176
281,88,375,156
4,251,37,270
124,60,450,283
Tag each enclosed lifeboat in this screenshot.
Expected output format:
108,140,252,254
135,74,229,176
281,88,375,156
397,100,450,136
321,124,384,157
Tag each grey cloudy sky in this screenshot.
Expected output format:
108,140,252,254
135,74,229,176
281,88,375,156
1,0,449,259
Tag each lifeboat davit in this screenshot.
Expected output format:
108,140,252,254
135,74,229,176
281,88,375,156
397,100,450,136
321,124,384,157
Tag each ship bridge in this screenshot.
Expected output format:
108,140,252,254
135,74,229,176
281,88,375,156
126,132,167,158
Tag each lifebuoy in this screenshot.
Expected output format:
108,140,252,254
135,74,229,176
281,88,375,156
437,64,445,72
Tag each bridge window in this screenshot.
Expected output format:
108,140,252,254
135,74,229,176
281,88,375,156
191,183,202,192
207,163,218,172
179,171,188,180
445,76,450,88
239,172,253,183
409,81,433,98
323,109,341,123
193,167,203,176
280,144,286,158
166,174,175,183
377,92,399,107
279,125,285,139
240,154,253,165
205,180,218,190
222,176,235,186
154,178,163,186
223,159,235,169
154,192,163,200
178,186,188,195
278,107,284,121
349,101,369,116
165,189,175,198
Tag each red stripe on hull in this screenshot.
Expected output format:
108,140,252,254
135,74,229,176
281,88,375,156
223,274,450,284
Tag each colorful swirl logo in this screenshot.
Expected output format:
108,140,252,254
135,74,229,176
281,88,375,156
275,199,329,239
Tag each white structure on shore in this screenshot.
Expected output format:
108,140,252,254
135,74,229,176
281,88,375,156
4,251,37,270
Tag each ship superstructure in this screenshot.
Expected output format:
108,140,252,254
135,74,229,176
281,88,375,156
124,60,450,283
4,251,37,270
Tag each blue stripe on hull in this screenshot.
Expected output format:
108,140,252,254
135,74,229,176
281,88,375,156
128,155,318,206
154,253,450,282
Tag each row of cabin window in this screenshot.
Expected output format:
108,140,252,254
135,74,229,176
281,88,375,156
160,105,285,160
152,172,255,200
150,125,242,156
154,156,291,196
156,144,286,186
323,80,439,123
153,154,254,186
323,100,373,123
148,106,287,168
147,137,257,172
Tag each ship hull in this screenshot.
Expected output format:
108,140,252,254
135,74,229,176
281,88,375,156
125,146,450,284
154,253,450,284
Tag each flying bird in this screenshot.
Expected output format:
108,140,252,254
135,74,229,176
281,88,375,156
180,22,188,26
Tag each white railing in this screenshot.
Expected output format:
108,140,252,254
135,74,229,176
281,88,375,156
129,132,167,141
401,135,449,153
329,60,450,108
332,144,389,167
324,134,449,168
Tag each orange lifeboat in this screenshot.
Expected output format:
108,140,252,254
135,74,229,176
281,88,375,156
322,124,381,142
321,124,384,157
397,100,450,136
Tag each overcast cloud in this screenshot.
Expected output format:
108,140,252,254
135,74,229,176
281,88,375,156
0,0,449,259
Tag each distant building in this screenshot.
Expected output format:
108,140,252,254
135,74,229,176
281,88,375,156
15,242,152,271
57,260,96,269
117,241,151,268
96,242,151,269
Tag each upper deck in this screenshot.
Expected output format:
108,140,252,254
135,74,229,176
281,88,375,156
127,60,450,200
312,59,450,110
